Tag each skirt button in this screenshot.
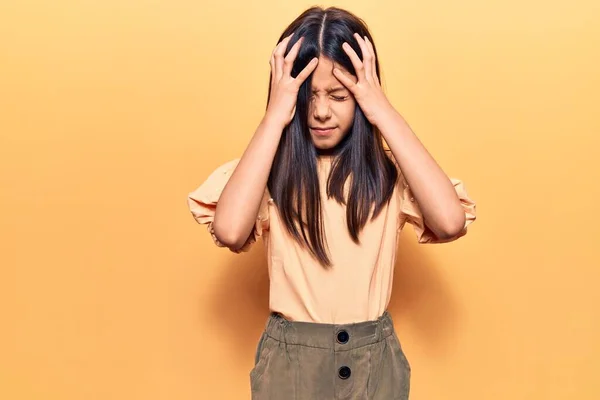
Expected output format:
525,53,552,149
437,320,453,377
336,329,349,344
338,366,351,379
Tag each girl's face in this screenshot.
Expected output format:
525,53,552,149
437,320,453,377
308,56,357,152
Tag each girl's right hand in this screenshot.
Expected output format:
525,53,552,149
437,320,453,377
264,33,319,128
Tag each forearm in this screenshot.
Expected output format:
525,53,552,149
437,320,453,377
378,108,466,238
212,116,283,249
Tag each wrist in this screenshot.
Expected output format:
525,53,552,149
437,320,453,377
262,113,287,132
375,106,402,132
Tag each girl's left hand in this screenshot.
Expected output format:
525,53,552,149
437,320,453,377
333,33,395,128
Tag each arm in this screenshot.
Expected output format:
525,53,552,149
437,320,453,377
212,33,318,251
212,117,283,251
379,109,466,240
334,33,468,241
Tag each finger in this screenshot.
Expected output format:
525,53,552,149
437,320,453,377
364,36,379,86
294,57,319,87
269,54,276,85
353,33,372,82
274,33,295,81
270,33,290,67
270,33,293,88
271,32,294,58
332,67,357,93
342,41,365,81
283,36,304,77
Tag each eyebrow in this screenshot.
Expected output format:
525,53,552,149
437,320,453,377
311,86,348,94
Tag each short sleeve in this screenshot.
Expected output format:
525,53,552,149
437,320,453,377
398,172,476,243
187,158,270,253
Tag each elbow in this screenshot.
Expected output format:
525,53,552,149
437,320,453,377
430,212,466,241
212,223,239,248
212,216,249,251
435,212,467,241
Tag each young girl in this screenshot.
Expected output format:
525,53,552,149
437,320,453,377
188,6,476,400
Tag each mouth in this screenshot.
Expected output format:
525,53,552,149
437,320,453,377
310,127,337,136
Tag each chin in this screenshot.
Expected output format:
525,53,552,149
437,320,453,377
312,137,341,148
313,143,337,150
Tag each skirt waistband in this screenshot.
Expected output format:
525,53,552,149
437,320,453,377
264,311,396,351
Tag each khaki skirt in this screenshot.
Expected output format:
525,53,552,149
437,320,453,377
250,311,411,399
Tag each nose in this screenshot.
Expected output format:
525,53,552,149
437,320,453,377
312,96,332,121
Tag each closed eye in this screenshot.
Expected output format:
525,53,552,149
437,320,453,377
332,95,348,101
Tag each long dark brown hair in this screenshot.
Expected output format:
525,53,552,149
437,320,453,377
266,6,399,267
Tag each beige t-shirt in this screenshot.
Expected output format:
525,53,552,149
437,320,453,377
187,151,476,324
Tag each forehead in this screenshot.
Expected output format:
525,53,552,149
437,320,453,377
310,56,354,90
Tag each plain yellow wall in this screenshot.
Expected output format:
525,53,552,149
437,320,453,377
2,0,599,399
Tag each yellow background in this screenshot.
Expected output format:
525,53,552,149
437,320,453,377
2,0,599,399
